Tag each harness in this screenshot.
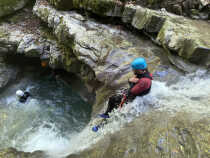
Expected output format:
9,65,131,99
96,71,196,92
117,72,152,109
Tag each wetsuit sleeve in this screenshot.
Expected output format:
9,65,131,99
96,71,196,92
129,80,146,96
19,97,26,103
24,92,30,97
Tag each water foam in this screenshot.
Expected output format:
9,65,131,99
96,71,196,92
152,69,210,115
1,69,210,157
22,123,71,157
0,75,91,158
62,69,210,156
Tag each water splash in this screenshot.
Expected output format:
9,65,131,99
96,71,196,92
62,69,210,156
22,123,71,157
153,69,210,115
0,73,92,158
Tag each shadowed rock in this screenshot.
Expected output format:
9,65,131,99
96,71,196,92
0,0,30,18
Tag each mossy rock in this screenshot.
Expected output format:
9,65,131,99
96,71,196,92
156,17,210,63
132,7,166,33
131,5,210,64
0,148,46,158
0,0,29,18
47,0,124,16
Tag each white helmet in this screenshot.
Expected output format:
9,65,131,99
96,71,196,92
16,90,24,97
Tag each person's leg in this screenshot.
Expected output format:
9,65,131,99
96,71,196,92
104,94,122,116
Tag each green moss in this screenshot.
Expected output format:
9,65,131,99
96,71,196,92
88,0,115,16
47,0,122,16
93,85,112,113
40,26,57,41
0,0,23,9
0,0,28,18
0,29,8,38
48,0,74,10
42,7,50,19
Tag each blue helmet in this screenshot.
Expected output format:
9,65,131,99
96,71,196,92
131,58,147,70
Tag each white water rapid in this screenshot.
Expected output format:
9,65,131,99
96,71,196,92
0,69,210,158
61,69,210,157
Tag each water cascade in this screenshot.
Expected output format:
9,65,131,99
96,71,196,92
61,69,210,157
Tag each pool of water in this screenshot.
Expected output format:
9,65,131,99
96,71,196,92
0,69,92,156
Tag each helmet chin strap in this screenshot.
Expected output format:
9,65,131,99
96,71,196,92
134,69,146,75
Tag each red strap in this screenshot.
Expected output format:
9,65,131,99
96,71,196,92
119,94,127,109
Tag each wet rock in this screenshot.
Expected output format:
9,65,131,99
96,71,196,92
135,0,210,19
34,0,167,88
67,111,210,158
130,6,210,63
122,4,137,23
47,0,124,17
0,148,46,158
43,0,210,64
156,17,210,63
0,0,29,18
47,0,210,19
0,57,18,90
132,6,166,33
0,8,74,70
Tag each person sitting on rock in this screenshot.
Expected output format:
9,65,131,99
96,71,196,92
100,57,153,118
16,90,31,103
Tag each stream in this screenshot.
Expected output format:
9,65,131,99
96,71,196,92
0,60,210,158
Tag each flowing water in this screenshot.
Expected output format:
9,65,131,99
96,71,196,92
0,69,92,157
0,63,210,158
61,68,210,157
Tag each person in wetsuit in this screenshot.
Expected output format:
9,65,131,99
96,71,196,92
100,57,152,118
16,90,31,103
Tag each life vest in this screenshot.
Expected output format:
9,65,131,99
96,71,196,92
128,72,152,97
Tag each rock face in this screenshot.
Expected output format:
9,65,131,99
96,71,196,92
47,0,124,17
135,0,210,19
0,8,80,71
0,0,29,18
67,111,210,158
46,0,210,64
33,0,167,88
0,148,46,158
131,6,210,63
47,0,210,19
0,57,18,90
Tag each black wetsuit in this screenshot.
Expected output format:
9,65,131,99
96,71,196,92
19,92,30,103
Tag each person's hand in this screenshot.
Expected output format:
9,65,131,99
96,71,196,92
129,77,139,83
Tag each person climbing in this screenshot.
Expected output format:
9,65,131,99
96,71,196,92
16,90,31,103
100,57,152,118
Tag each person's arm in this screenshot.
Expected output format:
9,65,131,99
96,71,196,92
24,92,30,97
125,77,139,98
129,80,145,96
128,77,139,87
